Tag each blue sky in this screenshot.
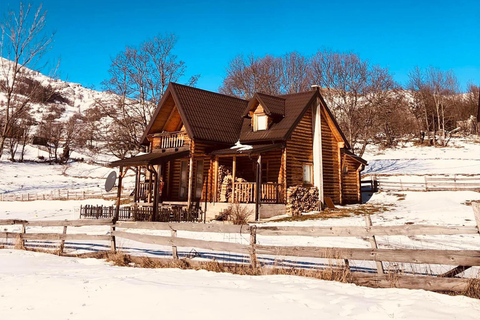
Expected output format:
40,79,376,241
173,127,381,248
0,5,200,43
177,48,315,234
1,0,479,92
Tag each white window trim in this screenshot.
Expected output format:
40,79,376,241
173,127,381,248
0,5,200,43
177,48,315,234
303,164,313,185
254,114,268,131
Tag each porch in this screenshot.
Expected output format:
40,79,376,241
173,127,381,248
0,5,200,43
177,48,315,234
108,138,286,221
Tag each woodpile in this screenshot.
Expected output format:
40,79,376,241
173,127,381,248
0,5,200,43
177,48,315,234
286,186,320,216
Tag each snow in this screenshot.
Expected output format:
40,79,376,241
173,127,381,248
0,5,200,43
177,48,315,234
2,130,480,318
363,137,480,175
0,250,479,320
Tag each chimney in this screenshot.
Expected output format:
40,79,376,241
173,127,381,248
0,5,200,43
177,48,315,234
311,84,321,92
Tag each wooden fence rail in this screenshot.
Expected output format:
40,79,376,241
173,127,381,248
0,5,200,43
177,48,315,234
0,189,132,202
1,203,480,293
362,174,480,192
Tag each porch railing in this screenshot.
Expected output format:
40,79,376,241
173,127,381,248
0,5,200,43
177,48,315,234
153,131,189,149
233,182,256,203
232,182,284,204
137,181,151,201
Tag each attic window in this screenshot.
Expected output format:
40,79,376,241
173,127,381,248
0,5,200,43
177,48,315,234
253,114,268,131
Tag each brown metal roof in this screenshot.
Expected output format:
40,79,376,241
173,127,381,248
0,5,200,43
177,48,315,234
210,143,283,156
344,149,368,165
142,84,361,160
239,90,317,143
164,83,248,144
110,149,189,167
254,93,285,117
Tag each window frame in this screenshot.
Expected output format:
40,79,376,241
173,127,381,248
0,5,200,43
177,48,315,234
253,113,268,131
302,163,313,185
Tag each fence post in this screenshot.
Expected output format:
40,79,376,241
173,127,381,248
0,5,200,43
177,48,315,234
59,225,68,253
21,223,26,249
110,221,117,253
249,225,257,269
171,228,178,260
473,202,480,235
364,215,384,275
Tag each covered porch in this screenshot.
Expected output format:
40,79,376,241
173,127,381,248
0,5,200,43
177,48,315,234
210,143,286,206
105,141,286,221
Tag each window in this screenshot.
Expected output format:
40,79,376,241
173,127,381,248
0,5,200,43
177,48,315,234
303,164,313,184
254,114,268,131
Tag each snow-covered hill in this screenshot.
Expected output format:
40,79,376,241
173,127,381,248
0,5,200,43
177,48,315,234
0,57,119,123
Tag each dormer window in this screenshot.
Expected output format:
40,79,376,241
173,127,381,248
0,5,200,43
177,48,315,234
253,114,268,131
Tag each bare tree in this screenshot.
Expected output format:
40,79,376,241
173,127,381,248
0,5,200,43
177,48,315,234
408,67,459,145
0,2,54,159
220,52,312,99
220,54,283,99
310,50,401,154
280,52,312,94
100,33,198,158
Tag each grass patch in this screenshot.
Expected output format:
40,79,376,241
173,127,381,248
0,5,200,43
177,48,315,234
272,203,393,222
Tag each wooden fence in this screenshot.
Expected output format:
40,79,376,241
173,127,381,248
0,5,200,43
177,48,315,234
79,204,199,222
2,203,480,293
0,188,132,202
362,174,480,192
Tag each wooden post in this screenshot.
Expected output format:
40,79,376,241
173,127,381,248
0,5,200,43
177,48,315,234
249,225,257,268
213,156,219,203
21,223,26,249
255,155,262,221
473,202,480,234
171,229,178,260
135,167,141,202
114,166,123,222
110,223,116,253
150,165,159,221
187,156,194,209
231,156,236,203
364,215,384,274
59,225,67,253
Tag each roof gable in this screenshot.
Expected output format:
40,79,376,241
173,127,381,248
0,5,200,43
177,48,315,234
142,83,248,145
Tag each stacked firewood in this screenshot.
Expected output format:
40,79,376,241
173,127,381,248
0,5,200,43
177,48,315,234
286,186,320,216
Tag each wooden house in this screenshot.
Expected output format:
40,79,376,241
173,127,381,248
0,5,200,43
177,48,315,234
110,83,366,220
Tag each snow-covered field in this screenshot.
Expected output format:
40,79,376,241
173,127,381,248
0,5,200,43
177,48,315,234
1,250,479,320
0,145,133,195
2,138,480,318
363,137,480,175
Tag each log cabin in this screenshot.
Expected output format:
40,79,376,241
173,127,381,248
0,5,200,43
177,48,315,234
110,83,366,221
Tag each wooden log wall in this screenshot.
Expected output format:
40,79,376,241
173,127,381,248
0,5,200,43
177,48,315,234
342,155,363,204
286,107,313,186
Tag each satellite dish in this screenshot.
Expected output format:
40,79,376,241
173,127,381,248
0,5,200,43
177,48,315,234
105,171,117,192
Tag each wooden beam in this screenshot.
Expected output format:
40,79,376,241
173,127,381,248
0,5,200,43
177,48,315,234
365,215,384,274
231,156,236,203
254,245,480,266
187,156,194,209
114,166,123,222
439,265,471,278
472,202,480,233
255,155,262,221
161,106,177,132
213,156,219,203
255,225,479,237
